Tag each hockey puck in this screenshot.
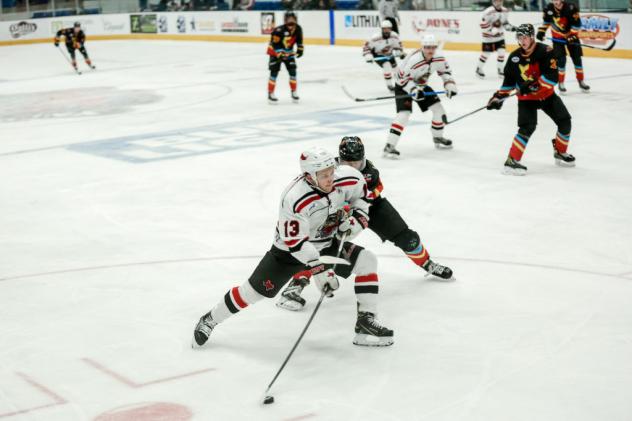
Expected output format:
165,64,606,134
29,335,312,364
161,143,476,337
263,396,275,405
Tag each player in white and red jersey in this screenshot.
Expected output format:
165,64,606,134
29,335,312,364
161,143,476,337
363,20,406,92
193,147,394,348
384,33,458,158
476,0,516,79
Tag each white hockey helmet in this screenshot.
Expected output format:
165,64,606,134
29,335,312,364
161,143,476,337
421,33,439,48
300,147,336,184
380,20,393,29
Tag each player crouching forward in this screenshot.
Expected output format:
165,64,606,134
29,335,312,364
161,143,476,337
363,20,406,92
193,147,394,348
487,24,575,176
384,34,458,159
278,136,454,312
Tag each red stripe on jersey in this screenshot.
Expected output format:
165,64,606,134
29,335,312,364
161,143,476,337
392,123,404,131
231,287,248,309
295,194,320,213
333,181,358,188
284,238,301,246
355,273,378,283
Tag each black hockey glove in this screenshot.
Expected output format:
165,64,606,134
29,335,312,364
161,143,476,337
518,79,540,96
566,34,579,44
297,47,304,58
486,92,506,110
507,25,517,32
536,30,546,41
54,40,59,47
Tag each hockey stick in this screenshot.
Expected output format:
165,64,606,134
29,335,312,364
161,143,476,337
548,37,616,51
342,85,446,102
446,92,516,125
262,232,349,405
56,46,81,75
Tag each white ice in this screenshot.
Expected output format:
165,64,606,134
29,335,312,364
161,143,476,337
1,40,632,421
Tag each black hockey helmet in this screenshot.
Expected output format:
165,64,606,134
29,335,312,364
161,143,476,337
284,11,297,23
516,23,535,39
74,21,81,28
339,136,365,161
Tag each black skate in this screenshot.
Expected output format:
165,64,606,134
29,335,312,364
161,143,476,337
552,139,576,167
383,143,401,159
276,276,309,311
423,260,455,281
291,91,300,103
192,311,217,348
433,137,453,150
268,92,278,104
353,311,394,347
578,80,590,93
503,157,527,176
475,68,485,79
558,82,567,94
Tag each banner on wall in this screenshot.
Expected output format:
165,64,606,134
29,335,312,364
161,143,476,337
579,14,620,47
9,21,38,39
261,12,275,35
130,14,157,34
221,17,249,33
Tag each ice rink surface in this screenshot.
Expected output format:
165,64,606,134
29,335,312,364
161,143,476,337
1,40,632,421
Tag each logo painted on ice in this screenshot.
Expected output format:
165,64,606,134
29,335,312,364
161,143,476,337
344,15,380,28
579,14,619,46
9,21,37,39
67,111,396,163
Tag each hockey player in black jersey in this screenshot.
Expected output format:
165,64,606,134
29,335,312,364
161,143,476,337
267,11,304,104
537,0,589,93
54,22,95,72
277,136,455,312
487,24,575,175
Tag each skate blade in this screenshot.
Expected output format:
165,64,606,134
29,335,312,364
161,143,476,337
434,143,453,150
555,159,576,167
268,99,278,105
424,273,456,282
353,333,394,347
580,89,590,94
292,99,299,104
382,152,400,160
475,73,485,80
276,299,305,312
502,167,527,176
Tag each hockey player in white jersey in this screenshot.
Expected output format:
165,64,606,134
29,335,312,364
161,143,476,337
193,147,394,348
384,33,458,158
476,0,516,79
363,20,406,92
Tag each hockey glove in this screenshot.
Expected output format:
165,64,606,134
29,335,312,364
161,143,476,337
399,51,407,59
507,25,517,32
310,264,339,297
297,47,304,58
486,92,506,110
566,34,579,44
409,86,426,102
445,82,458,99
54,39,59,47
518,79,540,96
536,29,546,41
336,210,368,241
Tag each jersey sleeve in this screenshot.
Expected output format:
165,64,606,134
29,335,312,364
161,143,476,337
436,59,456,87
497,59,518,96
538,7,552,38
363,39,374,58
77,31,86,44
537,46,559,90
296,26,304,55
278,196,320,265
267,27,282,57
568,4,582,36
